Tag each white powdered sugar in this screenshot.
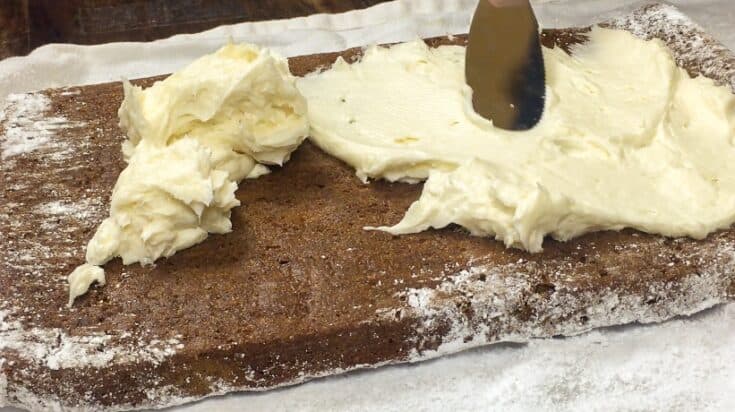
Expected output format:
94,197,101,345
33,199,98,228
3,196,105,274
607,3,735,92
0,309,182,372
0,88,181,410
0,92,84,160
395,238,735,362
34,200,87,216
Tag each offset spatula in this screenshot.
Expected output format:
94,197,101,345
465,0,545,130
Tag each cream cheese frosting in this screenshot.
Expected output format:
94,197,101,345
297,27,735,252
67,264,106,307
68,43,309,306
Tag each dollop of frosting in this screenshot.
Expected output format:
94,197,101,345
297,27,735,252
68,264,106,307
68,43,308,306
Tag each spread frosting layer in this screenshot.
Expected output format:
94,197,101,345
296,27,735,252
68,43,309,305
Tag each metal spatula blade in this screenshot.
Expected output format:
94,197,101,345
465,0,545,131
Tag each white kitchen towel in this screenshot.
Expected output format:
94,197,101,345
1,0,734,101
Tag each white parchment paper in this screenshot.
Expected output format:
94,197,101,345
1,1,734,411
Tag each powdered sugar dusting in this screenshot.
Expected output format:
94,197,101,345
0,85,185,410
394,236,735,362
607,4,735,92
0,88,182,411
1,310,171,370
0,92,84,160
0,308,182,371
1,307,182,412
3,195,105,274
34,199,98,225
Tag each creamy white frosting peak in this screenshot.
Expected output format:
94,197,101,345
119,43,308,181
68,43,309,306
85,138,240,267
67,264,106,307
297,27,735,252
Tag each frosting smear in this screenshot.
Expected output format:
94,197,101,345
296,27,735,252
68,43,309,306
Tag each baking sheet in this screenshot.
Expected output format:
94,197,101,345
1,1,734,411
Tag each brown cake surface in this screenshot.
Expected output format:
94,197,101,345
2,4,735,411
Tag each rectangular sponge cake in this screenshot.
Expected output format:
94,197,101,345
1,4,734,411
